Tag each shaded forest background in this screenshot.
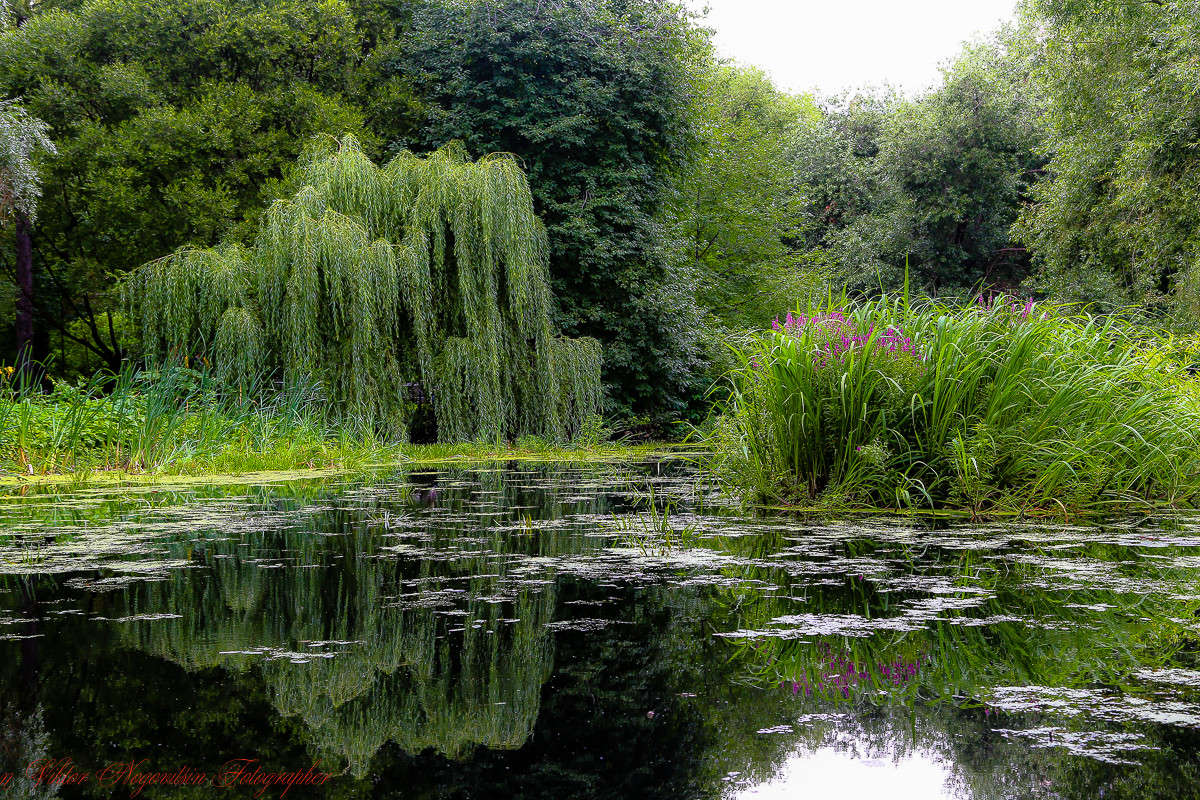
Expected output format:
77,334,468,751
1,0,1196,429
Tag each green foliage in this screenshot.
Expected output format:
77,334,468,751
213,305,265,391
0,363,327,475
0,360,650,476
1016,0,1200,320
397,0,703,422
0,0,707,427
0,96,55,222
0,362,343,474
880,35,1042,294
712,296,1200,511
22,0,1200,434
794,28,1042,297
127,136,603,442
0,0,375,368
664,64,819,329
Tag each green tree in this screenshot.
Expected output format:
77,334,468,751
798,30,1042,297
885,34,1041,295
396,0,705,422
789,91,894,285
0,0,371,370
129,136,603,441
664,64,818,330
1016,0,1200,319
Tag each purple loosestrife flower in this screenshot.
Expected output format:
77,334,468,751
767,308,924,369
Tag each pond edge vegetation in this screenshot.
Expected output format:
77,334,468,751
705,293,1200,517
0,357,687,489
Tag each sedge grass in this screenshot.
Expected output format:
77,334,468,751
709,294,1200,512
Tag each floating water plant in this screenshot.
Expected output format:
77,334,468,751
126,136,602,442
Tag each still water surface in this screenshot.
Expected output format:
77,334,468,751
0,459,1198,798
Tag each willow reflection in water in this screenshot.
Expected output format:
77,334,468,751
0,462,1198,799
105,467,622,777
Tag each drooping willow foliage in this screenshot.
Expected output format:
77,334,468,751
127,135,603,441
0,97,57,223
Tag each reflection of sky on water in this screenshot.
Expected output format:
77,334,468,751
735,748,957,800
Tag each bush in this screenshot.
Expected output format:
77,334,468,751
711,295,1200,511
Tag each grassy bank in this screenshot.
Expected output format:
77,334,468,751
0,365,667,485
709,295,1200,513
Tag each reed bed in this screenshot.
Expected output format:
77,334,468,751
0,363,370,476
710,295,1200,512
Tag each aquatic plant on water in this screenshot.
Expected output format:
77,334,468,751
126,135,602,443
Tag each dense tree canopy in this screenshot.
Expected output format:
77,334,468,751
795,30,1042,298
664,65,817,330
0,0,375,370
396,0,702,419
0,0,707,425
5,0,1200,433
1016,0,1200,319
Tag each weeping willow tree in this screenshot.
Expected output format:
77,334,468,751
127,136,602,441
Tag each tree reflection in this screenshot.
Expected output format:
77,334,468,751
0,466,1197,798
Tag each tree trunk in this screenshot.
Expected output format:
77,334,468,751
15,211,34,378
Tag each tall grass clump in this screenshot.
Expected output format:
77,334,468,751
711,294,1200,512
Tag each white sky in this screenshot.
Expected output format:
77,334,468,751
687,0,1020,96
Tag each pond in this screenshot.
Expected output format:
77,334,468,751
0,458,1198,798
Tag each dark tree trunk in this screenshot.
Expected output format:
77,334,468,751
15,211,34,377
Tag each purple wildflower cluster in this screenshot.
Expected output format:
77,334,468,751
770,310,918,365
781,648,924,699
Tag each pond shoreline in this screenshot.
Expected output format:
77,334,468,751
0,443,700,491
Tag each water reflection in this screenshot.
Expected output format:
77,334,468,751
735,749,956,800
0,462,1198,797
